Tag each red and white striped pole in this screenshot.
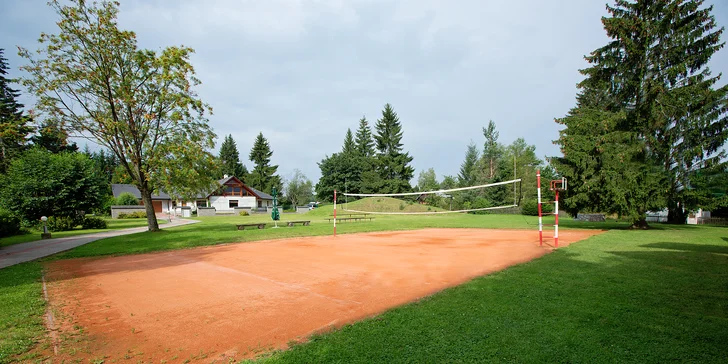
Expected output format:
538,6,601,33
333,189,337,237
554,189,559,248
537,170,543,246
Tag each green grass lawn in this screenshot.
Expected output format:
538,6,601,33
0,218,164,248
1,207,726,363
254,226,728,363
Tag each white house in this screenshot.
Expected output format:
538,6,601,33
111,176,274,214
190,176,273,212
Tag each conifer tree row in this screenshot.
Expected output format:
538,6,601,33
553,0,728,227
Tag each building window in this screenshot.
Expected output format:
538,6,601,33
229,200,238,208
257,200,262,208
196,200,207,207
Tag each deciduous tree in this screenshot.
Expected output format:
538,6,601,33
0,147,105,222
18,0,219,231
285,169,313,208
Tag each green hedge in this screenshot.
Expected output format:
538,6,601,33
0,208,21,237
521,199,554,216
117,211,147,219
82,216,108,229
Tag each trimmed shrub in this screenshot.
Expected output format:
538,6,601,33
82,216,108,229
0,208,22,237
116,192,140,206
118,211,147,219
239,210,249,216
46,215,77,232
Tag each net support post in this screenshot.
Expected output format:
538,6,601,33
537,170,543,246
334,189,337,237
554,190,559,248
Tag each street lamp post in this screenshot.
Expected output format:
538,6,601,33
40,216,52,239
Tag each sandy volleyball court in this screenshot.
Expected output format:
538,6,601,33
43,228,602,362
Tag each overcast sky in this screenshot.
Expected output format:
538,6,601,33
2,0,727,186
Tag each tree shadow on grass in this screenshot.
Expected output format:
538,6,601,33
641,242,728,255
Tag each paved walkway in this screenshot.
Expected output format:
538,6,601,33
0,219,199,270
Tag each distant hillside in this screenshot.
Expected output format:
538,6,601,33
339,197,445,213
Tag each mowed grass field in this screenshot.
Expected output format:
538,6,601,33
0,218,162,248
1,201,727,363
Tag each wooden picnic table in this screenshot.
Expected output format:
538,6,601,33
326,216,374,223
286,220,311,227
235,223,266,230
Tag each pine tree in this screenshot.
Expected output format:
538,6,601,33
458,141,479,187
373,103,415,193
354,116,375,157
555,0,728,227
219,134,248,181
31,120,78,153
342,128,355,154
248,132,281,194
481,120,502,180
0,48,34,172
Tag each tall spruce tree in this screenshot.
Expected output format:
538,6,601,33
481,120,502,180
219,134,248,181
554,0,728,227
373,103,414,193
342,128,355,154
0,48,34,173
354,116,375,157
248,132,281,194
458,141,479,187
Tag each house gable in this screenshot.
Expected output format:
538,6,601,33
208,176,260,199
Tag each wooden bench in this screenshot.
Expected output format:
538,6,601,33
236,223,266,230
286,220,311,227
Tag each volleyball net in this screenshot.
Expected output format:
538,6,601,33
340,178,522,215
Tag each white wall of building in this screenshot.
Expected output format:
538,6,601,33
209,196,257,211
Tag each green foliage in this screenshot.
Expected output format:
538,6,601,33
480,120,503,181
239,210,249,216
30,120,78,153
81,216,107,229
115,192,139,206
219,134,248,182
18,0,220,232
248,132,282,195
354,116,375,158
520,199,554,216
315,151,375,201
342,129,355,154
0,208,21,238
458,141,479,187
373,103,414,193
117,211,147,219
0,148,105,223
554,0,728,226
285,169,313,208
46,215,77,232
0,48,34,174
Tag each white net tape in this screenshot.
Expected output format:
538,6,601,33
341,178,521,215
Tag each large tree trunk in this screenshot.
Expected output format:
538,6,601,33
138,184,160,232
667,200,687,224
